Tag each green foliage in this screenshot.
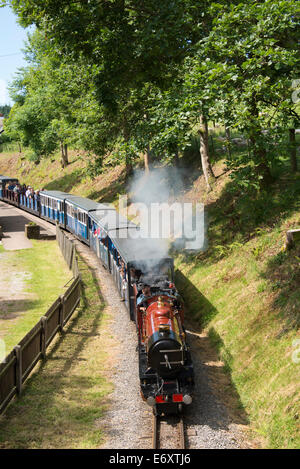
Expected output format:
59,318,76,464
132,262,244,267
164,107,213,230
0,105,11,117
24,148,39,163
3,0,300,181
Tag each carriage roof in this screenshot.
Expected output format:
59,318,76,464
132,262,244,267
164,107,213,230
0,176,19,183
65,195,112,212
90,210,137,231
40,190,70,200
108,226,172,264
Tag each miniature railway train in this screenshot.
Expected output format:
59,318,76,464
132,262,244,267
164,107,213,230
0,175,194,415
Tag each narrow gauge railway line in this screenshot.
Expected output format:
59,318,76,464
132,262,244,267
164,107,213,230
152,414,186,449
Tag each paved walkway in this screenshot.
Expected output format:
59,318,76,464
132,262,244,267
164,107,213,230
0,201,55,250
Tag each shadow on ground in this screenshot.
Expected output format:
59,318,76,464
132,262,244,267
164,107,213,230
0,299,41,319
175,270,249,432
205,170,300,257
260,245,300,332
44,169,84,193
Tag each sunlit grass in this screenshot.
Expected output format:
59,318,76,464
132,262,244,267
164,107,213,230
0,240,71,352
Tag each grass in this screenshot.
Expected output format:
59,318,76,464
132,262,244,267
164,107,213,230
0,240,71,352
0,149,126,207
175,163,300,448
0,255,113,449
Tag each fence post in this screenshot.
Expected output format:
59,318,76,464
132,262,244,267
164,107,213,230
14,345,22,395
41,316,47,359
59,295,65,332
73,253,79,277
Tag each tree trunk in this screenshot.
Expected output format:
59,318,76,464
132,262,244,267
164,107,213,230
60,142,69,168
210,135,215,159
122,122,133,180
289,128,298,172
18,142,22,153
144,145,151,173
199,115,215,191
225,126,232,159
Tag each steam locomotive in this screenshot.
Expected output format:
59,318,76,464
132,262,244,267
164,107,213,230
0,175,194,415
134,271,194,415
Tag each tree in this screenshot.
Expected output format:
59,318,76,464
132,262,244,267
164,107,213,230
0,105,11,118
200,0,300,186
3,0,299,184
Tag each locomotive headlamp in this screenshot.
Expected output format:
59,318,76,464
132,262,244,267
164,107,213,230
146,396,156,407
183,394,192,405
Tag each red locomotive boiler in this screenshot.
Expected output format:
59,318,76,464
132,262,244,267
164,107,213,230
134,274,194,416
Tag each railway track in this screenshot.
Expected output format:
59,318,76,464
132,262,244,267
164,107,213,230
152,413,186,449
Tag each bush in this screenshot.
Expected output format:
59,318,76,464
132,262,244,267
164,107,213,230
24,148,40,163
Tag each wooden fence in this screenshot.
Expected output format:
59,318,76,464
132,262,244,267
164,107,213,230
0,227,81,415
56,224,79,277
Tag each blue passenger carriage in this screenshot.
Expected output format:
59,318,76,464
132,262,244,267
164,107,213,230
40,190,69,226
0,176,19,203
89,210,174,320
65,195,112,245
89,211,136,271
19,191,40,215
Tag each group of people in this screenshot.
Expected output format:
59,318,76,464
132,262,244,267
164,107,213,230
5,181,41,202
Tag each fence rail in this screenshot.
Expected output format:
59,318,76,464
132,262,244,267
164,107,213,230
56,224,79,277
0,226,81,415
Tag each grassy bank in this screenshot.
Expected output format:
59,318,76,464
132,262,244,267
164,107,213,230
176,168,300,448
0,240,71,352
0,255,113,449
0,150,125,206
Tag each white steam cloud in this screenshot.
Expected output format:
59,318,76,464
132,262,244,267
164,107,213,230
125,167,207,261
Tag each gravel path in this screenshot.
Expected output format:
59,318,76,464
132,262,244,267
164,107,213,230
0,201,55,250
